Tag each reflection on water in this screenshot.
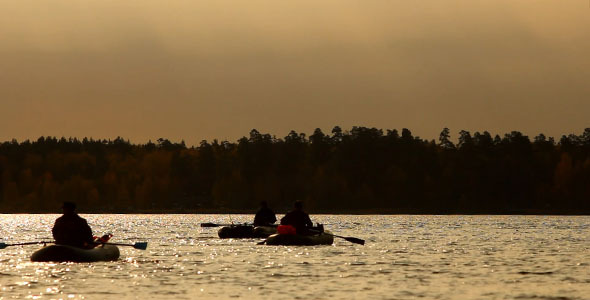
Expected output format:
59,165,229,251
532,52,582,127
0,214,589,299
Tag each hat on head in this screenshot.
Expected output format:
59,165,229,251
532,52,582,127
294,200,303,209
62,201,76,210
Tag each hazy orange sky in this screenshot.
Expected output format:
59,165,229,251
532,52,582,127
1,0,589,144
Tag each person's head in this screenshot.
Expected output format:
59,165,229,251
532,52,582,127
294,200,303,211
62,202,76,214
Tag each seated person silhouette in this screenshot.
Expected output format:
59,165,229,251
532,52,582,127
253,201,277,226
280,200,314,234
52,202,95,248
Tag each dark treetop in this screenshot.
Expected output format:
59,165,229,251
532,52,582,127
1,127,589,214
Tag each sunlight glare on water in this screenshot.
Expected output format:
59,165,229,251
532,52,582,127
0,214,589,299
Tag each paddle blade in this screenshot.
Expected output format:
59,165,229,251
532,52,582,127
200,223,221,227
0,243,7,249
133,242,148,250
344,237,365,245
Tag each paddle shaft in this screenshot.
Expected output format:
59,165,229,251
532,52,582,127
201,222,278,228
309,229,365,245
98,242,148,250
9,241,52,246
258,228,365,245
1,239,147,250
200,223,243,227
100,242,136,247
0,241,53,249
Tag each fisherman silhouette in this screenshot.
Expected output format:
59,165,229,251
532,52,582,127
52,202,95,248
280,200,313,234
253,201,277,226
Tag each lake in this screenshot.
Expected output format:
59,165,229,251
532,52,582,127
0,214,589,299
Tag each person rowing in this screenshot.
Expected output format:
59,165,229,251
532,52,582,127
52,202,95,249
280,200,314,235
253,201,277,227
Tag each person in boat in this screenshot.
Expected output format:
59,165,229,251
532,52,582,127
280,200,314,234
52,202,95,248
253,201,277,227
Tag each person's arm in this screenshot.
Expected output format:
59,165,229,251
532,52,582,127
254,211,261,225
304,214,313,228
280,213,289,225
270,210,277,224
81,219,94,243
51,220,61,241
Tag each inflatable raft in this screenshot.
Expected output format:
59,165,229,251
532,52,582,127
218,225,276,238
30,244,120,262
264,231,334,246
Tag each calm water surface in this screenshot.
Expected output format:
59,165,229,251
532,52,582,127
0,214,589,299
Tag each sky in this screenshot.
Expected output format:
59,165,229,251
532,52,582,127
1,0,589,144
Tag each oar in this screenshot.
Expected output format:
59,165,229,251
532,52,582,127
99,242,148,250
326,233,365,245
309,229,365,245
257,229,365,245
201,223,236,227
200,222,257,227
201,222,279,228
1,241,148,250
0,241,53,249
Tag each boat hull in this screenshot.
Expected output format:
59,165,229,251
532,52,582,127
30,244,120,262
218,225,276,238
264,231,334,246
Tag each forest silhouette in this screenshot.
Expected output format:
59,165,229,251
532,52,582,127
1,127,589,214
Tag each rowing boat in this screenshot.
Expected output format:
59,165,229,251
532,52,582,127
218,225,276,238
264,231,334,246
30,244,120,262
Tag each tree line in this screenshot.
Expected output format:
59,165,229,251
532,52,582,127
1,127,589,214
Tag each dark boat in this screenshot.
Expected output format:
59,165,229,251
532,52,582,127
30,244,120,262
218,225,276,239
264,231,334,246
